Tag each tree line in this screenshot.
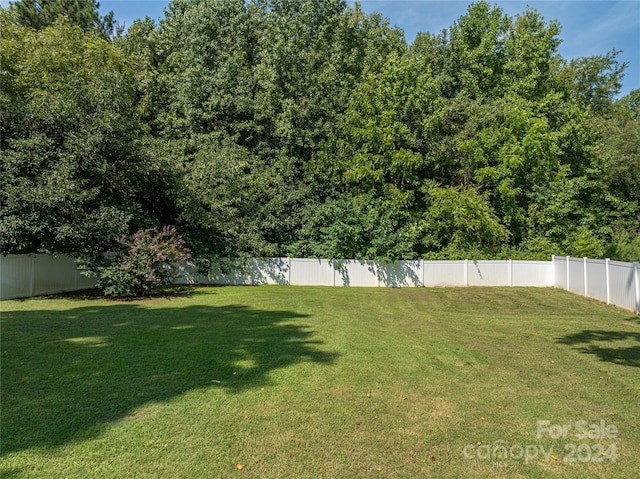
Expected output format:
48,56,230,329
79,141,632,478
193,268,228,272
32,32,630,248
2,0,639,265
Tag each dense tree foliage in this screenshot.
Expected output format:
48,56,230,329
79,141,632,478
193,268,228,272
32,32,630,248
1,0,638,262
8,0,117,36
0,10,173,257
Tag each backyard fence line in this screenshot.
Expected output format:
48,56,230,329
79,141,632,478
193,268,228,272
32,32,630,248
552,255,640,314
0,254,96,300
1,254,638,314
175,258,554,289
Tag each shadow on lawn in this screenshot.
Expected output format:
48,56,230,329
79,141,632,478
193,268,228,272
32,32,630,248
557,329,640,368
0,296,339,455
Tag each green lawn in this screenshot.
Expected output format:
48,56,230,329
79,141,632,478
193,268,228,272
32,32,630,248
1,286,638,478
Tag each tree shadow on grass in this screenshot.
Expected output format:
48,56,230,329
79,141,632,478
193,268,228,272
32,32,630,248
557,329,640,368
0,297,339,455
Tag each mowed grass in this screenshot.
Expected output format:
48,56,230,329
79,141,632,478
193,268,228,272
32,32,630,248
1,286,639,479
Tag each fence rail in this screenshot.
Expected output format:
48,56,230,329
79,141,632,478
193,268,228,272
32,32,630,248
2,254,638,314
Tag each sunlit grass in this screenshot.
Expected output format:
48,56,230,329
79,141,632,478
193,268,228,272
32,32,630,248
1,286,638,478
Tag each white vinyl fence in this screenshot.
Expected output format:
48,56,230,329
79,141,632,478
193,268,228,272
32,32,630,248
553,256,640,314
175,258,553,289
0,254,96,300
2,254,638,313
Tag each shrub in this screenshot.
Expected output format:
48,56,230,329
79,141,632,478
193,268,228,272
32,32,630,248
80,226,191,297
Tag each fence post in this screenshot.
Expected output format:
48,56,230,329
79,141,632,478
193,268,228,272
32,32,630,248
464,259,469,287
583,257,588,297
566,256,571,291
508,259,513,286
634,262,640,315
73,255,79,291
287,257,291,285
29,254,36,297
332,260,336,287
605,258,610,305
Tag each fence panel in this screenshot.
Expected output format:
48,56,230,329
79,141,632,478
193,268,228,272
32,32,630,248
290,258,334,286
424,261,467,287
173,262,198,285
336,260,379,287
568,257,585,295
244,258,289,285
35,255,80,295
1,255,33,299
377,261,423,287
513,261,554,287
608,261,637,312
585,259,608,303
468,260,508,286
553,256,567,289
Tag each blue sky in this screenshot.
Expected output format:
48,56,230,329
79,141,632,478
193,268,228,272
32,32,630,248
3,0,638,96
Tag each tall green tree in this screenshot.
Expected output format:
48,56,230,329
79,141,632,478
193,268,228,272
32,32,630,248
559,50,627,113
120,0,406,259
592,89,640,261
0,12,165,256
321,1,628,259
8,0,116,37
